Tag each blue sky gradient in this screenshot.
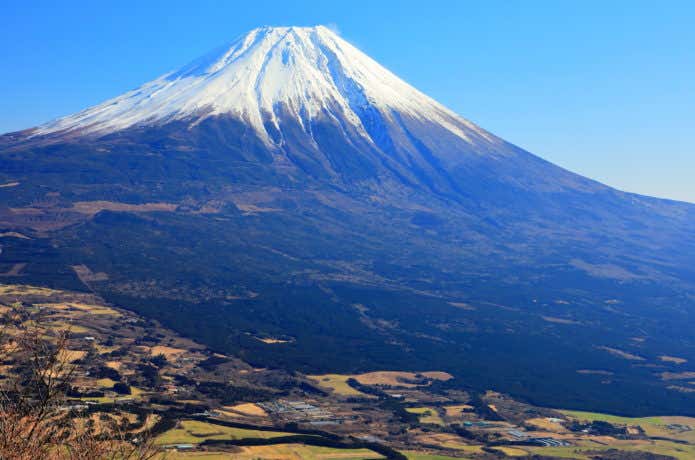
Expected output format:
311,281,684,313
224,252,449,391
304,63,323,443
2,0,693,202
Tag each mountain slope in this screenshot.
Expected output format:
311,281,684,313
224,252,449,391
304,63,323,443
1,26,694,416
22,26,600,196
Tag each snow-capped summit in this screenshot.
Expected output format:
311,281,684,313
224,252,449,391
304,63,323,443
35,25,494,147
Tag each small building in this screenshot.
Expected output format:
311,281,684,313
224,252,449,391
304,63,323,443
508,429,528,439
163,444,194,450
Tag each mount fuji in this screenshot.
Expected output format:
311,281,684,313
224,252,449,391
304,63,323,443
35,26,492,148
1,26,694,415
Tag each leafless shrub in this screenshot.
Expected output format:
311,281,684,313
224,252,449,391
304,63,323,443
0,301,160,459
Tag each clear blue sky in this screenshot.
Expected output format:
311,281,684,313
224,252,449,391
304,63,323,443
2,1,694,202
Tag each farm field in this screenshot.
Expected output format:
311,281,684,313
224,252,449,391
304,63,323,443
561,410,695,441
411,433,482,453
524,440,695,460
401,451,461,460
307,374,372,397
308,371,452,398
442,404,474,418
222,402,268,417
560,409,665,425
405,407,445,425
489,446,529,457
353,371,452,387
156,420,294,445
161,444,385,459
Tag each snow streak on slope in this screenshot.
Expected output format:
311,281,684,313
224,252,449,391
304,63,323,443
35,26,494,147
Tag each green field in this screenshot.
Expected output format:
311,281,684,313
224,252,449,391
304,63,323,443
560,410,663,425
405,407,445,425
526,441,695,460
402,451,461,460
160,444,384,459
307,374,373,398
156,420,294,445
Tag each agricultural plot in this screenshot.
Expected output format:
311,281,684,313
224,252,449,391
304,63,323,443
353,371,452,388
401,451,461,460
162,444,384,459
524,417,568,433
308,374,372,397
156,420,293,445
149,345,187,358
221,402,268,417
405,407,445,425
524,439,695,460
561,410,695,442
308,370,451,398
490,446,529,457
411,433,482,453
442,404,473,418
